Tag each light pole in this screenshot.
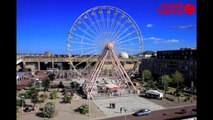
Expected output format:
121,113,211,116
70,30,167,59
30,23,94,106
88,95,91,117
191,81,194,115
123,107,127,120
20,96,24,113
89,98,90,117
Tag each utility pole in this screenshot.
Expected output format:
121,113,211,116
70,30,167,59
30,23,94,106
163,75,166,98
161,75,166,97
142,71,144,83
191,81,194,98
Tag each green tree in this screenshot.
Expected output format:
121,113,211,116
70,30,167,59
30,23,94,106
161,74,172,97
171,71,184,91
79,104,89,114
142,70,152,81
28,86,39,105
42,102,56,118
146,79,156,90
42,79,51,91
171,71,184,103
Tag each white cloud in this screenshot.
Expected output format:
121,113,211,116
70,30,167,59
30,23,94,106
144,37,181,43
169,24,196,29
163,39,180,43
144,37,161,40
146,24,153,28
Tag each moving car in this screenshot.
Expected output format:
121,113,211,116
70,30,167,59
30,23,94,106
133,109,151,116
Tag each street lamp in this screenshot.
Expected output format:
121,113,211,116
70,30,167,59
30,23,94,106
88,94,91,117
123,107,127,120
89,98,90,117
20,96,24,113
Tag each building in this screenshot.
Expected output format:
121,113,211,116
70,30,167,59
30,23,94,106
137,51,156,59
140,48,197,87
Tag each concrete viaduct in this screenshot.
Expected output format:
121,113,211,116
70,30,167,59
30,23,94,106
16,54,139,72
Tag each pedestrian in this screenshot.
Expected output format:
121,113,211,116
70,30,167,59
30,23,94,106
110,103,112,108
124,108,127,113
120,107,122,113
112,103,115,109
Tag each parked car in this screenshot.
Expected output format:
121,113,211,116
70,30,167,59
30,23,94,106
145,90,163,100
133,109,151,116
29,78,39,84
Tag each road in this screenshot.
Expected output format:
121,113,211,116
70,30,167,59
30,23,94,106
100,105,196,120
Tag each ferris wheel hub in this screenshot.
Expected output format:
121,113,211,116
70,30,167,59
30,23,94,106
106,42,114,49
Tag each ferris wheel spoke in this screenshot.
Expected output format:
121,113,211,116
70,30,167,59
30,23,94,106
71,49,99,59
109,13,117,39
81,17,100,39
117,47,141,52
116,43,141,49
70,47,98,51
70,41,97,46
109,15,122,39
106,9,111,39
86,13,103,39
114,31,136,44
74,51,100,67
111,19,128,40
100,12,108,39
115,37,138,45
93,12,105,38
75,24,96,42
90,18,104,41
112,25,133,42
70,32,95,43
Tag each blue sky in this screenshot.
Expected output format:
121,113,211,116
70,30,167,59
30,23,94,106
17,0,196,54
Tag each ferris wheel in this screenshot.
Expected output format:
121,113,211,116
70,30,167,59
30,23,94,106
67,6,143,78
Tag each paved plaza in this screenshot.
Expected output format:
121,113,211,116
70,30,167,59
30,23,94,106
17,94,166,120
93,95,165,118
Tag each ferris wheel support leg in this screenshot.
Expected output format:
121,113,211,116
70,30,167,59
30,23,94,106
89,51,108,92
111,50,137,92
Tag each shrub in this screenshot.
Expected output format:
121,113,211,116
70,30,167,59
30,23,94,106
39,93,48,103
50,90,58,99
79,104,89,114
16,106,20,113
42,102,56,118
19,92,29,99
63,93,72,103
58,81,64,89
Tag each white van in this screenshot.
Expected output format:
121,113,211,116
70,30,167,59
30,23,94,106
145,90,163,100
